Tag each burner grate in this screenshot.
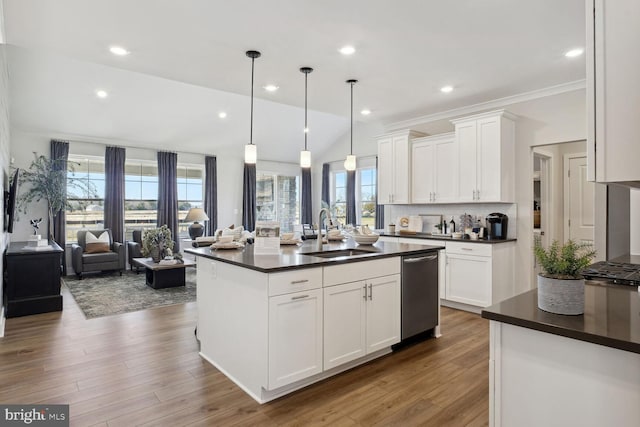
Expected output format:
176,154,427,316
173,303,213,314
582,261,640,286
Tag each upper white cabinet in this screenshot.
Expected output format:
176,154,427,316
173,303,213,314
411,133,458,203
451,110,516,203
586,0,640,182
378,130,425,204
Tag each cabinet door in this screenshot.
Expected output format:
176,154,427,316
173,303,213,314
445,253,492,307
456,121,477,202
411,140,434,203
433,136,458,202
476,116,501,201
268,289,323,389
366,274,401,353
392,135,411,204
324,281,367,370
377,137,394,204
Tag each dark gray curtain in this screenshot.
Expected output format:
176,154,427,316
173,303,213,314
242,163,256,231
104,146,126,244
375,156,385,229
50,140,69,275
157,151,179,251
346,170,357,225
301,167,312,225
204,156,218,235
321,163,330,208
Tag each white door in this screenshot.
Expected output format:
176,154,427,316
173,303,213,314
411,140,435,203
365,274,401,354
268,289,323,389
377,138,393,204
476,116,501,201
456,121,477,202
323,281,367,370
433,136,458,202
446,254,492,307
566,156,595,244
392,135,410,204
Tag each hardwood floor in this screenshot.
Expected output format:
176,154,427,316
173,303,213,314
0,286,489,426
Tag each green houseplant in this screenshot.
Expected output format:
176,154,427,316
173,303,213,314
16,153,96,242
142,225,175,263
534,239,596,315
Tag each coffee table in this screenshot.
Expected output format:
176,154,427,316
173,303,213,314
131,257,196,289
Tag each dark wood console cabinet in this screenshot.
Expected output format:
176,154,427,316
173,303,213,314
3,241,63,318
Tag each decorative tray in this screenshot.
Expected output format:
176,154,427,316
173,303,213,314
280,239,302,245
327,235,346,241
210,242,245,250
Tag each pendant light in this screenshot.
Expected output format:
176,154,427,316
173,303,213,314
245,50,261,164
344,79,358,171
300,67,313,168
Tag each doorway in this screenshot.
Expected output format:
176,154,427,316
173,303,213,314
564,153,595,244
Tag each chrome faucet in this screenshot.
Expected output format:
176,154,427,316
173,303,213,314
317,208,333,251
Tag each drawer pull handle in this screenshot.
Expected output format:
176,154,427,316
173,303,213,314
461,248,473,251
290,279,309,284
363,284,367,300
291,295,309,300
368,283,373,300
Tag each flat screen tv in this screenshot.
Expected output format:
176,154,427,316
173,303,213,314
5,168,20,233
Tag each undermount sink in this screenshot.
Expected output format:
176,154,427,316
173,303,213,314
302,249,374,258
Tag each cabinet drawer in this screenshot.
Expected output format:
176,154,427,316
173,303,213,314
446,242,492,257
324,257,401,287
268,267,323,296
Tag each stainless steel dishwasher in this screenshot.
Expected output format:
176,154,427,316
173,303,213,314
401,252,439,340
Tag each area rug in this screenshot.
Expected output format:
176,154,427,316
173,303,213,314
63,268,197,319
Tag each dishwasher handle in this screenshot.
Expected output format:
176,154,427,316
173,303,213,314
403,254,438,263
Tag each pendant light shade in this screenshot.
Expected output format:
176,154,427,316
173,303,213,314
245,50,261,164
344,79,358,171
300,67,313,168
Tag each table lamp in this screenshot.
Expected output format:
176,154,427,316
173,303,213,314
184,208,209,239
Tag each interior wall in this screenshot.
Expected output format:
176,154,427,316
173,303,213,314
630,189,640,255
608,185,630,259
0,44,12,333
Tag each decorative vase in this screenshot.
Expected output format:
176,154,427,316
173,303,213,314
150,247,162,263
537,274,584,315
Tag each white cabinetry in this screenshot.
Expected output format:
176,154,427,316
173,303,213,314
323,258,401,370
411,133,457,203
451,110,515,202
443,241,515,310
378,130,425,204
586,0,640,182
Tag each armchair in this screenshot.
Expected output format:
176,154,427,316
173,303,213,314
71,229,125,279
127,229,143,271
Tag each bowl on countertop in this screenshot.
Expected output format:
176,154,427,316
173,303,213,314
351,233,380,245
451,232,464,239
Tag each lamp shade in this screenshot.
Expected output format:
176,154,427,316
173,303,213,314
344,154,357,171
245,144,257,164
184,207,209,222
300,150,311,168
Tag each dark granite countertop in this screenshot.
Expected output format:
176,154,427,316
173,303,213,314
609,254,640,264
482,282,640,354
185,239,444,273
376,231,517,244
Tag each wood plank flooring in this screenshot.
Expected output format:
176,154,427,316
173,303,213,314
0,285,489,426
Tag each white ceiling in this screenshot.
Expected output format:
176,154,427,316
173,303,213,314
3,0,586,161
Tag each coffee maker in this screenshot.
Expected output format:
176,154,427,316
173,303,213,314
486,213,508,240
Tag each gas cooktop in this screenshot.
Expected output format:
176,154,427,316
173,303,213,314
581,261,640,286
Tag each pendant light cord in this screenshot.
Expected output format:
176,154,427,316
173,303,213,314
350,81,354,155
250,56,255,146
304,72,308,151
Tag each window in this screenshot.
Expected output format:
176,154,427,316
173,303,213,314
177,165,204,237
256,172,300,232
330,166,377,227
124,161,159,240
66,157,106,242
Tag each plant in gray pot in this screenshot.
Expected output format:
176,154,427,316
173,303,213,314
534,240,596,315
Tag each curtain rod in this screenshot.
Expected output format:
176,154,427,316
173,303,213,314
53,137,216,158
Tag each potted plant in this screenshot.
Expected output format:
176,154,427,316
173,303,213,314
142,225,175,263
534,239,596,315
16,153,96,243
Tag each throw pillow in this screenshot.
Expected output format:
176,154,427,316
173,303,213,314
85,231,111,254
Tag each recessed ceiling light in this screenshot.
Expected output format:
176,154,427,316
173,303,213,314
95,89,108,98
440,86,454,93
565,48,584,58
361,109,371,116
263,85,279,92
109,46,130,56
339,45,356,55
218,112,227,119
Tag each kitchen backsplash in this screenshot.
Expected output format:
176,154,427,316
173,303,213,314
385,203,518,238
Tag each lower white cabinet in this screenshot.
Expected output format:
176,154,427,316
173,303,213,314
324,274,400,370
268,288,323,389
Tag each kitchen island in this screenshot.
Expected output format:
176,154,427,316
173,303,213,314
185,239,442,403
481,282,640,427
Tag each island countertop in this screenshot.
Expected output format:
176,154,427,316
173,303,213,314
185,239,444,273
376,231,517,244
482,282,640,354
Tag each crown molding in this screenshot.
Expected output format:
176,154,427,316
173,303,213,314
384,79,586,131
